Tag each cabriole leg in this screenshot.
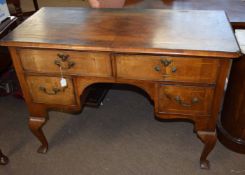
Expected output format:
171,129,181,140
197,131,217,169
29,117,48,154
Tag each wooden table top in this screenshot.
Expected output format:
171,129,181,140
1,7,240,58
125,0,245,25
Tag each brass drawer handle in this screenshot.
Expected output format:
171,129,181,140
162,66,177,77
171,66,177,73
54,53,75,69
57,53,69,61
154,66,161,72
160,59,172,67
154,59,177,75
39,86,66,95
174,96,199,107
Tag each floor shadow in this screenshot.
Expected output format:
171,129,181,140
110,84,153,105
7,137,30,156
48,84,155,150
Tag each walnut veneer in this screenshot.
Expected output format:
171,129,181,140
0,8,240,169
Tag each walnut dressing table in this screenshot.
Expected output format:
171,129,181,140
0,8,240,169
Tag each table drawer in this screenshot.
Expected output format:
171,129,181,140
26,76,76,105
19,49,112,77
116,54,220,83
158,85,214,116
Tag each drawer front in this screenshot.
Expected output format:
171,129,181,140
26,76,76,105
19,49,112,77
116,54,220,83
158,85,214,116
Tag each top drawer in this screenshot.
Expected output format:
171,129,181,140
116,54,220,84
18,49,112,77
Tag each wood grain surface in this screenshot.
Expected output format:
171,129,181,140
116,54,220,83
18,49,112,77
1,8,240,58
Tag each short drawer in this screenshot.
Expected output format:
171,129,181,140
158,85,214,116
116,54,220,83
26,76,76,105
19,49,112,77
